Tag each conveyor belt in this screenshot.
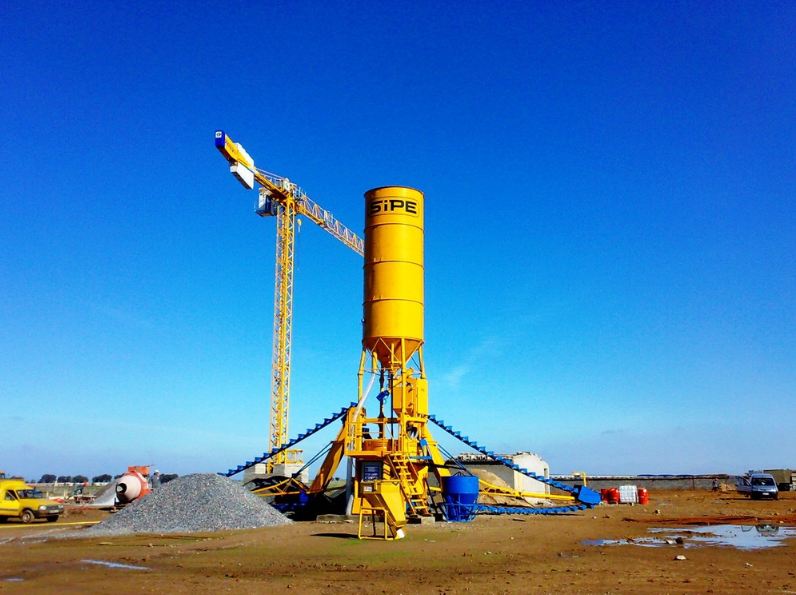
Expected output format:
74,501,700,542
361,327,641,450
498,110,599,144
220,403,355,477
428,414,600,513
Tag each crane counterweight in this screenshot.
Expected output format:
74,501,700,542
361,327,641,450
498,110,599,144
230,163,255,189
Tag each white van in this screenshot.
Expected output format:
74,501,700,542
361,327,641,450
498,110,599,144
736,472,779,500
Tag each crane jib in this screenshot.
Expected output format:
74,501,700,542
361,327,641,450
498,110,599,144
215,129,363,472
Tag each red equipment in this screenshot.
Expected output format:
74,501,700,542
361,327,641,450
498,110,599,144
115,466,152,504
637,487,650,505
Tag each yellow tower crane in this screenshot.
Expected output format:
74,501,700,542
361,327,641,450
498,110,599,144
214,130,363,473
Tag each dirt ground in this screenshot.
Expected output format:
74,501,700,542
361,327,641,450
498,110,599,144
2,490,796,593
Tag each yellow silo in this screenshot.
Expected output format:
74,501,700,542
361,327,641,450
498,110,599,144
362,186,424,369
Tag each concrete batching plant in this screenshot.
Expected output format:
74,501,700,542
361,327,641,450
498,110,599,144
215,133,601,540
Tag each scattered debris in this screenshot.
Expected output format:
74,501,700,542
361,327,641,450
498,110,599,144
558,551,579,559
675,554,687,561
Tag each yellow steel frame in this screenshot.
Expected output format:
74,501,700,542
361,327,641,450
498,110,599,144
269,197,295,467
571,471,588,486
477,478,576,502
216,131,363,470
320,336,450,538
251,477,307,498
308,412,350,494
358,505,400,540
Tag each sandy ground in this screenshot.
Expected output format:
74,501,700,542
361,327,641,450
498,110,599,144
1,490,796,593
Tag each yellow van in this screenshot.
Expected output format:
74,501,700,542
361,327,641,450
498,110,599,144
0,479,63,523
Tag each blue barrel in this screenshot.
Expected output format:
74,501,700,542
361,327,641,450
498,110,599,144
442,475,479,522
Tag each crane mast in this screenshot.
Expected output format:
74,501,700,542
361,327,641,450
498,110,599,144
214,130,363,473
270,197,295,469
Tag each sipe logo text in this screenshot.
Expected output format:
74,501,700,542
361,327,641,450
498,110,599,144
368,199,418,216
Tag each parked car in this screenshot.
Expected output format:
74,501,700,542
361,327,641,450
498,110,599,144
736,472,779,500
0,479,64,523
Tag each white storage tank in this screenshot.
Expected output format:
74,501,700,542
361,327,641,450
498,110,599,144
458,451,551,504
512,452,551,500
243,462,309,485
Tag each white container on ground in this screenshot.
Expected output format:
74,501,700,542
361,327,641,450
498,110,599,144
619,485,639,504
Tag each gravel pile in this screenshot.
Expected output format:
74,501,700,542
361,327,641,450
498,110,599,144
82,473,290,536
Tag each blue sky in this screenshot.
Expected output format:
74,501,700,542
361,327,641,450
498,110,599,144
2,2,794,480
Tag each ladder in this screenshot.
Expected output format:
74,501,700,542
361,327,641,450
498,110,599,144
388,453,430,517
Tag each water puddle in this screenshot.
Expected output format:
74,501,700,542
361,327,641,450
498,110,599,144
585,524,796,550
584,537,661,548
81,559,150,571
2,577,24,582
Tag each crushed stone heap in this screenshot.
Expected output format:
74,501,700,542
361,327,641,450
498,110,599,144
83,473,291,536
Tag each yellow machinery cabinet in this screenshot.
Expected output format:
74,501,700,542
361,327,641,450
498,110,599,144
391,376,428,417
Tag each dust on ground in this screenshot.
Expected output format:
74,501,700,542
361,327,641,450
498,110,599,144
1,490,796,593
